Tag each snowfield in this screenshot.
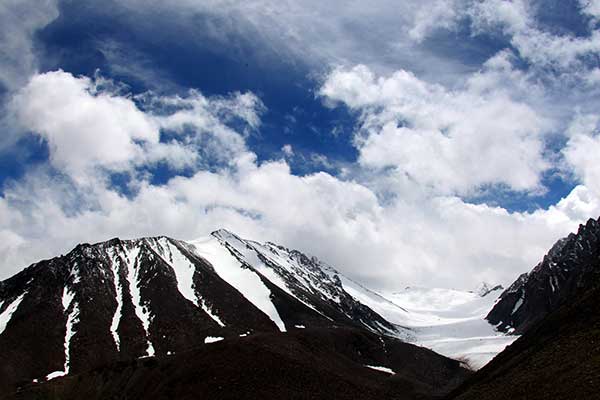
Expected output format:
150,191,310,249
381,286,518,370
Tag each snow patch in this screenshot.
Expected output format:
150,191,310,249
511,296,524,315
294,324,306,329
365,365,395,374
54,282,79,377
124,246,155,357
204,336,224,344
0,293,26,335
153,239,198,305
149,238,227,327
107,248,124,352
341,276,411,328
199,299,225,327
46,371,66,381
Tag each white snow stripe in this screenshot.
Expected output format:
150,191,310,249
204,336,224,344
0,293,26,335
124,246,154,357
511,295,524,315
154,239,198,305
230,241,334,321
52,277,79,379
147,239,227,328
62,286,78,374
189,236,287,332
199,298,225,327
108,248,124,352
365,365,395,374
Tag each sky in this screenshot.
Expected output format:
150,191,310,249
1,0,600,290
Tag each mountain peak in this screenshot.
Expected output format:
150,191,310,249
474,282,504,297
487,215,600,333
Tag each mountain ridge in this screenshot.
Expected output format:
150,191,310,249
0,230,415,392
486,216,600,333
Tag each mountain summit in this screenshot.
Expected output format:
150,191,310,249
0,230,473,397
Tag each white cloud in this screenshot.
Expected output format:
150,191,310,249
580,0,600,19
320,64,550,195
113,0,475,85
2,70,599,292
10,71,264,183
409,0,462,42
468,0,600,73
2,1,600,293
1,149,597,291
586,68,600,85
281,144,294,157
563,113,600,197
11,70,161,181
0,0,59,91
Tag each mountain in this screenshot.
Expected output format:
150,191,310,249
449,217,600,400
486,217,600,333
0,230,469,398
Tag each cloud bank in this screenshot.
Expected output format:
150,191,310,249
1,0,600,291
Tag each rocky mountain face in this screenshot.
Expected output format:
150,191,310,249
449,216,600,400
0,230,470,397
450,265,600,400
486,217,600,333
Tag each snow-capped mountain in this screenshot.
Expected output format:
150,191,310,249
487,217,600,333
0,227,523,393
0,229,413,389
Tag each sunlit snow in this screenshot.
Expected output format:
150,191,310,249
189,235,287,332
365,365,395,374
204,336,224,344
0,293,26,335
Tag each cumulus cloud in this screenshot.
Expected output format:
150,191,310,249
2,69,600,291
10,71,264,183
11,70,162,181
1,141,597,290
320,63,550,195
563,113,600,196
2,1,600,293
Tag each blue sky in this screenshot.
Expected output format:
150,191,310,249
1,0,600,289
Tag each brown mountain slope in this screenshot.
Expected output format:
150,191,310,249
5,327,469,400
448,285,600,400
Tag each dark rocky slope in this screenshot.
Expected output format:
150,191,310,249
449,217,600,400
4,328,470,400
449,284,600,400
487,217,600,333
